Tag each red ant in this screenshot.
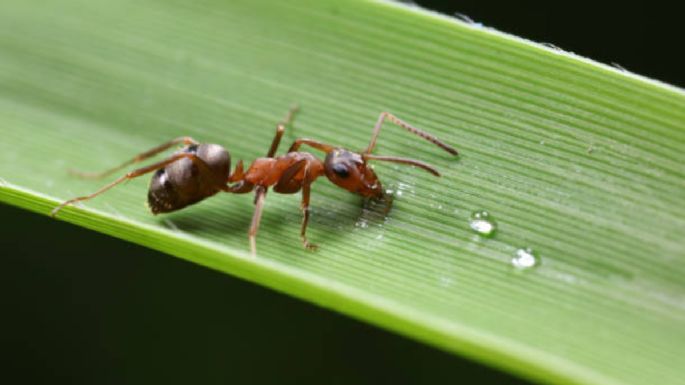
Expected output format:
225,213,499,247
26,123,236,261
51,106,458,255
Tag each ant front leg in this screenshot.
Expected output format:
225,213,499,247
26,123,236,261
273,160,317,250
70,136,198,179
51,152,202,217
299,176,317,251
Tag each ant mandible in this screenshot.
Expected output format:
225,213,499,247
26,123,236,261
51,106,458,255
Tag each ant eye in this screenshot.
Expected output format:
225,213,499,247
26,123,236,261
332,164,350,178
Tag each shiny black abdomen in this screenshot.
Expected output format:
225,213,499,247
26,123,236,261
147,143,231,214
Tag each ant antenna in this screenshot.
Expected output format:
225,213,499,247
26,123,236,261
365,112,458,156
362,154,440,176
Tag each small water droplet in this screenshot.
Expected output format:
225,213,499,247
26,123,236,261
439,275,454,287
611,62,628,72
395,182,414,197
541,42,562,51
453,12,475,24
164,219,180,231
355,219,369,228
469,210,497,236
512,248,539,269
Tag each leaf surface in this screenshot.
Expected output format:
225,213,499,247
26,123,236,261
1,1,684,384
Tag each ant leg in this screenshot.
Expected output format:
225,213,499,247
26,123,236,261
272,160,317,249
70,136,198,179
365,112,458,155
266,125,286,158
266,105,300,157
299,166,317,250
249,186,268,256
382,192,394,215
287,138,335,154
51,152,200,217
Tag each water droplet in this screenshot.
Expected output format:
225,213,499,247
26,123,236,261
453,12,475,24
452,12,484,27
512,248,539,269
541,42,562,51
395,182,415,197
469,210,497,236
164,219,180,231
439,275,454,287
430,202,443,210
611,62,628,72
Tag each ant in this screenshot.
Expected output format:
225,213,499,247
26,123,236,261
51,106,458,255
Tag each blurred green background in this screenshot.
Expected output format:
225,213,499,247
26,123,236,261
1,1,681,383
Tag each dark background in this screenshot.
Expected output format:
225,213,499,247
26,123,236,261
412,1,684,88
1,204,523,384
2,2,681,384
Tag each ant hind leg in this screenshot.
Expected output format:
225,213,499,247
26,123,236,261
70,136,198,179
51,152,202,217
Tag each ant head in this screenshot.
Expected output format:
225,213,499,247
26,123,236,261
324,149,383,198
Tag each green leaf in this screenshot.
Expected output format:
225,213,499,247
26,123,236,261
1,1,684,384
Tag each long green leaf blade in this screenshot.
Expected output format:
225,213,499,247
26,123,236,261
1,1,684,384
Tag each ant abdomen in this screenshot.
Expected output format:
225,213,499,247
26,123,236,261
148,143,231,214
185,144,232,181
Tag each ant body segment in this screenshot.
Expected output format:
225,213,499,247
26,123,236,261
51,107,458,255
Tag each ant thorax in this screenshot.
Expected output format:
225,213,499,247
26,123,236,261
244,152,323,188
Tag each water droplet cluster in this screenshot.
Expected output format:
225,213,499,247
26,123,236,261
468,210,540,269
